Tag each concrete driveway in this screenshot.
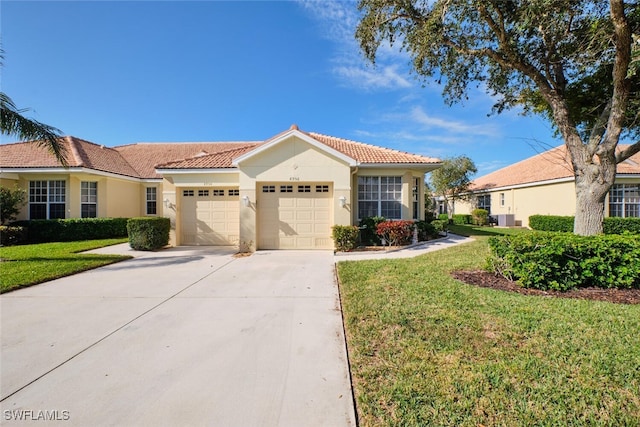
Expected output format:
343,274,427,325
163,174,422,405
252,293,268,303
0,247,356,426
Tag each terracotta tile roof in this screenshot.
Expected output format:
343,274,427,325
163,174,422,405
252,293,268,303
0,137,139,177
114,142,259,178
155,144,261,169
308,132,440,164
472,144,640,190
1,127,441,178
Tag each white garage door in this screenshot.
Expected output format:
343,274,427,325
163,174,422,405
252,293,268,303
181,188,240,246
258,183,333,249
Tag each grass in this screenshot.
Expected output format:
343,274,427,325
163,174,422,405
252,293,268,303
337,225,640,426
0,239,131,293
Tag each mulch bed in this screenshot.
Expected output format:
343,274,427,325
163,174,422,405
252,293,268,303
452,270,640,305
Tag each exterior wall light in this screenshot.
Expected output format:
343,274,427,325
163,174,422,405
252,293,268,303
242,195,250,207
339,195,347,208
163,198,171,208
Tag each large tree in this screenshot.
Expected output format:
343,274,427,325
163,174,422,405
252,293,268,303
0,51,66,165
356,0,640,235
430,155,477,219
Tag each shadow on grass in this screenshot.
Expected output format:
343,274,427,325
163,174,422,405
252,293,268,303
448,224,529,237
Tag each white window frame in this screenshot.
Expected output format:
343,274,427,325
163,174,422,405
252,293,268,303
609,183,640,217
29,180,66,219
357,176,402,219
146,187,157,215
81,181,97,218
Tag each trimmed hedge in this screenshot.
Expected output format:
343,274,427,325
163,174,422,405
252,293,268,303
10,218,129,243
487,232,640,291
529,215,640,234
127,217,170,251
331,225,359,252
452,214,472,225
0,226,27,246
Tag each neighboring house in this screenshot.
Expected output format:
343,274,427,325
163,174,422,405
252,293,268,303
0,125,441,250
456,145,640,227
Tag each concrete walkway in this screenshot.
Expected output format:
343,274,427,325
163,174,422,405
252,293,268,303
333,233,474,261
0,247,355,426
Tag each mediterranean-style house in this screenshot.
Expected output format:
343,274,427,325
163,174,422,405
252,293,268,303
0,125,441,250
456,144,640,227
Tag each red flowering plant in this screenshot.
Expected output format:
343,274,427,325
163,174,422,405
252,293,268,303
376,220,415,247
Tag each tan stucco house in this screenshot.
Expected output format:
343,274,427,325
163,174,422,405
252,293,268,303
0,125,441,250
456,145,640,227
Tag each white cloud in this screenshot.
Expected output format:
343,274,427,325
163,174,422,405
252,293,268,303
334,64,411,90
410,106,499,137
296,0,412,91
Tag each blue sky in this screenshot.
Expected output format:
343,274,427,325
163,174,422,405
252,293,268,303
1,0,561,177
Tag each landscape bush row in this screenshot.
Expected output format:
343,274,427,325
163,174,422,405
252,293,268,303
332,217,447,252
487,232,640,291
529,215,640,234
3,218,129,245
1,217,170,251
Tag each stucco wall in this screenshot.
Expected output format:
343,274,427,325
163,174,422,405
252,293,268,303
459,180,577,227
237,135,353,251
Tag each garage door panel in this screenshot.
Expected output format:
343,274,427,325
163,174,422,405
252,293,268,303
181,188,239,246
258,183,333,250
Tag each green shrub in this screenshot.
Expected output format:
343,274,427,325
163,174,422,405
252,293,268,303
528,215,574,232
604,217,640,234
431,219,448,233
0,185,27,225
358,216,386,245
471,208,489,226
487,232,640,291
452,214,472,225
11,218,129,243
127,217,170,251
376,220,415,246
438,213,449,222
331,225,359,252
0,225,27,246
529,215,640,234
415,220,436,241
424,211,437,222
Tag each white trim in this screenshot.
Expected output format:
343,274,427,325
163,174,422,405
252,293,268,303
0,167,143,182
232,129,357,167
357,163,440,170
155,168,238,174
472,176,575,193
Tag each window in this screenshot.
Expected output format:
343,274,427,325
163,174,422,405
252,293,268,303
29,180,66,219
81,182,97,218
262,185,275,193
146,187,157,215
412,178,420,220
228,189,239,196
500,193,505,207
357,176,402,219
183,190,194,197
213,190,224,196
315,185,329,193
280,185,293,193
198,189,210,197
298,185,311,193
609,184,640,217
477,194,491,214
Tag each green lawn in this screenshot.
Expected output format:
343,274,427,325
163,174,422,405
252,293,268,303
0,239,131,293
337,226,640,426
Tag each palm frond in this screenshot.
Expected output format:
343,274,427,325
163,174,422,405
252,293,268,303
0,92,68,166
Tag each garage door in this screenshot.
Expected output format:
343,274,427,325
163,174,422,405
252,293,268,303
181,188,239,245
258,183,333,249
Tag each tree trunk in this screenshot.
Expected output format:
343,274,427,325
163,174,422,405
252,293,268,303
573,167,613,236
